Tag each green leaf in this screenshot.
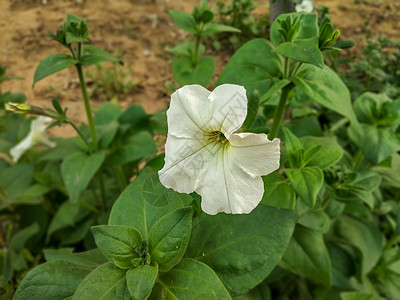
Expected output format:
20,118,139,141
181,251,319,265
14,261,93,300
300,136,343,169
285,167,324,207
348,124,400,164
33,54,78,86
126,264,158,300
168,10,197,33
44,248,107,267
275,37,324,68
94,102,122,148
261,171,296,210
80,45,121,66
149,207,193,271
282,127,304,168
109,168,193,240
73,262,130,300
65,14,89,44
352,92,393,125
217,39,283,101
292,65,358,124
259,79,291,104
92,225,143,269
298,209,331,233
334,215,384,275
327,242,356,290
0,164,33,200
203,23,240,35
107,131,157,165
186,205,296,296
61,150,106,203
172,55,215,87
152,258,230,299
281,225,331,286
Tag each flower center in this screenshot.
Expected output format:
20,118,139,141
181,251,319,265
206,130,229,145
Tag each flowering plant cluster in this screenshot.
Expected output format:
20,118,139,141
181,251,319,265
1,2,400,300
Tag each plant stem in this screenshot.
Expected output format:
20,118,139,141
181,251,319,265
269,84,294,139
76,64,98,151
67,120,91,150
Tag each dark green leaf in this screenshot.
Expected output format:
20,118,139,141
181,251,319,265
149,207,193,271
126,264,158,300
73,262,130,300
92,225,143,269
61,150,106,203
33,54,78,86
261,171,296,210
14,261,93,300
186,205,296,296
282,127,304,168
152,259,230,299
44,248,107,267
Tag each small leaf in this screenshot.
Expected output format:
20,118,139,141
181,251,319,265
33,54,78,86
282,127,304,168
202,23,240,35
92,225,143,269
149,207,193,271
126,264,158,300
261,171,296,210
152,259,230,299
168,10,197,33
61,150,106,203
80,45,121,66
300,136,343,169
171,55,215,87
285,167,324,207
73,262,130,300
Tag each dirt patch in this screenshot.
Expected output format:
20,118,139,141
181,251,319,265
1,0,399,136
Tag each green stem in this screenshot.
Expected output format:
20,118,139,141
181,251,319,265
76,64,98,151
67,120,91,150
114,165,127,192
269,84,294,139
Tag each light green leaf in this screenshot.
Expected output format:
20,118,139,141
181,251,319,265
259,79,291,104
109,168,192,240
285,167,323,207
73,262,130,300
300,136,343,169
172,55,215,87
186,205,296,296
292,65,358,124
282,127,304,168
33,54,78,86
14,261,93,300
92,225,143,269
281,225,331,286
94,102,122,148
298,209,331,233
261,171,296,210
61,150,106,202
81,45,121,66
203,23,240,35
168,10,197,34
126,264,158,300
0,164,33,200
149,207,192,271
152,258,230,299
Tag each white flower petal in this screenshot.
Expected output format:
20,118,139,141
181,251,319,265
168,85,211,138
159,135,206,193
295,1,313,12
208,84,247,138
10,133,34,162
195,146,264,215
230,132,281,177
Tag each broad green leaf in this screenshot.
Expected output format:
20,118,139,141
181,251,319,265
33,54,78,86
203,23,240,35
186,205,296,296
107,131,157,165
373,154,400,188
292,65,358,124
0,164,33,200
298,209,331,233
126,264,158,300
14,261,93,300
282,127,304,168
348,124,400,164
168,10,197,34
285,167,323,207
152,258,230,299
327,242,356,290
92,225,143,269
261,171,296,210
334,215,384,275
80,45,121,66
149,207,192,271
217,39,283,100
353,92,393,125
275,37,324,68
61,150,106,203
281,225,331,286
172,55,215,87
300,136,343,169
44,248,107,267
94,102,122,148
73,262,130,300
109,168,192,240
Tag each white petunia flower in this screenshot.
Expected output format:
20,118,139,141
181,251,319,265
295,0,313,13
10,116,55,162
158,84,280,215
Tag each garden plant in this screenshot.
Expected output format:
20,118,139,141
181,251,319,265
1,2,400,300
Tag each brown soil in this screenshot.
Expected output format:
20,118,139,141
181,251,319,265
1,0,399,137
